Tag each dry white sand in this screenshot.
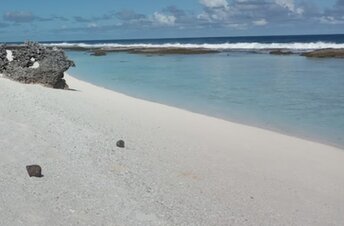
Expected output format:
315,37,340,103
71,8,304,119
0,74,343,226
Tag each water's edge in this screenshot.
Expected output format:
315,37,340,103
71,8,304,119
67,73,344,151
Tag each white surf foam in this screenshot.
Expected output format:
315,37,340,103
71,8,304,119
45,42,344,50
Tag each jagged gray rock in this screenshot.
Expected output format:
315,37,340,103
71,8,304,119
0,45,8,72
0,42,74,89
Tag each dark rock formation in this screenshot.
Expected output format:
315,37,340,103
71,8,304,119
0,42,75,89
116,140,125,148
26,165,43,177
90,50,107,56
55,45,219,55
269,50,293,55
129,48,219,55
301,49,344,58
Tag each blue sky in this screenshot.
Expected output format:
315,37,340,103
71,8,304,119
0,0,343,42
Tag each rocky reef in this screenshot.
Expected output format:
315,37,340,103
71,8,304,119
90,49,107,56
61,45,220,55
269,49,294,55
301,49,344,58
0,42,74,89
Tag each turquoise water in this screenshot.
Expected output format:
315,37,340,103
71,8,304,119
67,51,344,148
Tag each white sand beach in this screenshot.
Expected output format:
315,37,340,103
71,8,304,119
0,74,343,226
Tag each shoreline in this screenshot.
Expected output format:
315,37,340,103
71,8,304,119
1,73,344,225
69,73,344,150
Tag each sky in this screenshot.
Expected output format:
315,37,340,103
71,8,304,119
0,0,343,42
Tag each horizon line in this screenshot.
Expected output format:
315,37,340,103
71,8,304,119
1,33,344,44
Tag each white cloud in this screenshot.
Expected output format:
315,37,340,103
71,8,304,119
275,0,304,14
4,11,36,23
200,0,229,9
319,16,344,25
153,12,176,26
253,18,268,26
87,23,97,28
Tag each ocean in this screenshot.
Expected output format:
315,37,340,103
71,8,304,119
61,34,344,148
47,34,344,50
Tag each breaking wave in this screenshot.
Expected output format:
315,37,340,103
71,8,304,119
45,42,344,50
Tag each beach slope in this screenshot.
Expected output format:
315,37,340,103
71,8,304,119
0,74,343,225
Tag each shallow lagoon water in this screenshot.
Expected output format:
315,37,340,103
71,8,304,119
67,51,344,148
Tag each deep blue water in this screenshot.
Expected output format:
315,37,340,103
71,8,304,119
46,34,344,45
67,50,344,148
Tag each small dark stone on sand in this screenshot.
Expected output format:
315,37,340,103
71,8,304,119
26,165,43,177
116,140,125,148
